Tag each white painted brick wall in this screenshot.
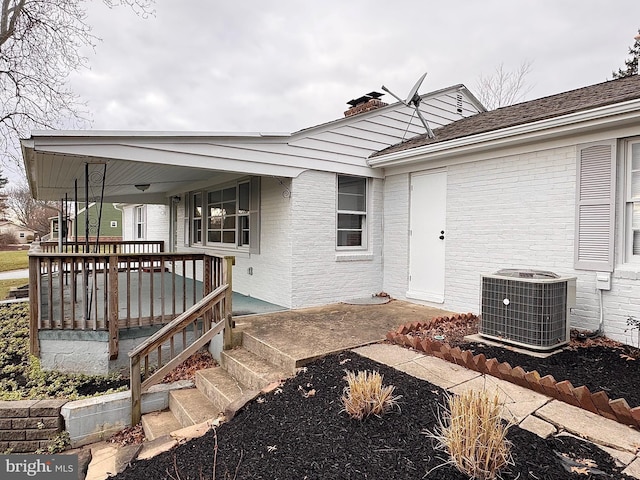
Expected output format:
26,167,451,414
172,171,384,309
382,173,410,296
145,204,169,244
606,274,640,345
383,145,636,345
290,170,383,308
232,177,292,308
174,178,293,308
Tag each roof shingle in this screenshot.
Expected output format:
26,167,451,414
372,75,640,158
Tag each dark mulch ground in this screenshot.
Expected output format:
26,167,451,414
461,342,640,408
113,352,633,480
408,314,640,409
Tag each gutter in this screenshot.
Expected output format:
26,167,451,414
368,97,640,168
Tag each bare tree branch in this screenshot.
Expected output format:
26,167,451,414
5,183,57,236
475,60,534,110
0,0,155,178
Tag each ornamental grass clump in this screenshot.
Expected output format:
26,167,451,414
428,389,513,480
340,370,401,420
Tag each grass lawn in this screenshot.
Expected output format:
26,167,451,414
0,250,29,272
0,278,29,300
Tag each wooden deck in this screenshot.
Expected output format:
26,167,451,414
29,247,235,360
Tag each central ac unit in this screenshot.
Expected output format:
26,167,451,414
480,269,576,351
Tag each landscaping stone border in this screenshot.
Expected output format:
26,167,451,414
0,399,66,453
0,380,195,453
386,314,640,430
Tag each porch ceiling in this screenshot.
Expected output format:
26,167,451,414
21,132,309,203
27,152,237,203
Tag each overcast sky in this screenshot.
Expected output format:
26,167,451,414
63,0,640,135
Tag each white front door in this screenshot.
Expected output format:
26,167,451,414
407,170,447,303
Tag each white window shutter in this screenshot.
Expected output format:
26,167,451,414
575,142,616,271
249,176,261,254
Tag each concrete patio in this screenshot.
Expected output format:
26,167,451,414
232,299,454,366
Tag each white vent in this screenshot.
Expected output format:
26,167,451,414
480,269,576,351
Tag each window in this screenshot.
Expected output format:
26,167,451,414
337,175,367,248
187,178,260,251
134,206,146,240
192,193,202,244
627,141,640,260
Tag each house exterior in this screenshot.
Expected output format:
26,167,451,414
23,75,640,349
0,220,37,244
22,85,483,310
370,74,640,347
49,202,123,241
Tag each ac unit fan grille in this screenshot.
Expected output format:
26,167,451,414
481,276,568,349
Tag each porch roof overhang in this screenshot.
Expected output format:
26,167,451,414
21,130,381,203
368,98,640,170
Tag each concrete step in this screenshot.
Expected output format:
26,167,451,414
195,367,251,411
220,347,290,391
141,410,182,441
169,388,221,428
241,332,297,375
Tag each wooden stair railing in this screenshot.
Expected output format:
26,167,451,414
129,284,231,425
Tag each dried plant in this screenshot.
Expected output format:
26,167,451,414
425,390,513,480
340,370,401,420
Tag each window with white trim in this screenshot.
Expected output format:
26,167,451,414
337,175,367,248
188,178,260,251
134,205,146,240
626,141,640,261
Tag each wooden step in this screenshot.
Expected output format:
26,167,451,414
169,388,221,428
220,347,290,391
141,410,182,441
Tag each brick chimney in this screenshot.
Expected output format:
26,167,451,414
344,92,387,117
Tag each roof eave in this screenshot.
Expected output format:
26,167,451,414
27,130,292,139
368,98,640,168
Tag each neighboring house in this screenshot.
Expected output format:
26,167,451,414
0,220,37,244
120,203,170,245
49,202,123,241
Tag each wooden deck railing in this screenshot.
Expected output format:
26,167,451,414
129,282,232,425
28,251,235,361
39,240,165,254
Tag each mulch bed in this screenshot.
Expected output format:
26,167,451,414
407,314,640,409
462,343,640,409
112,351,633,480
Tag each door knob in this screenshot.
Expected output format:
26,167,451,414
439,230,445,240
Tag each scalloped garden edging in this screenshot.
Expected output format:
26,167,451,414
386,313,640,430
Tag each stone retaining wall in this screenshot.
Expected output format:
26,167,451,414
387,314,640,430
0,399,66,453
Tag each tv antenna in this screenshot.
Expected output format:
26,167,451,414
381,72,434,138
